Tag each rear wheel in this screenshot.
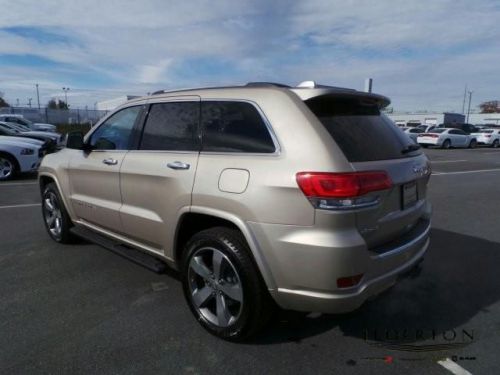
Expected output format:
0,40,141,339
41,182,76,243
442,139,451,149
182,227,273,341
0,154,17,181
469,139,477,149
491,139,499,148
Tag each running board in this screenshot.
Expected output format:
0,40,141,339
70,226,167,273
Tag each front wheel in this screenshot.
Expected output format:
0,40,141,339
0,154,17,181
491,139,499,148
182,227,274,341
469,139,477,149
41,182,76,243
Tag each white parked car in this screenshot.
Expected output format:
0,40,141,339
417,124,436,133
0,114,57,132
417,128,477,149
0,136,45,180
471,129,500,148
403,127,425,142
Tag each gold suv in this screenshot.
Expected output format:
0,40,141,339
39,82,432,340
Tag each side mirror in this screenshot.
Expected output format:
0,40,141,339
66,131,85,150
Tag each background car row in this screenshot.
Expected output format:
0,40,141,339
400,123,500,149
0,116,62,181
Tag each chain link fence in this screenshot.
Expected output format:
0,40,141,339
0,106,109,126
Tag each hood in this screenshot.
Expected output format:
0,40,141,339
0,135,44,147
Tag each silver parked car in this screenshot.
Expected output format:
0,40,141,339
38,82,431,340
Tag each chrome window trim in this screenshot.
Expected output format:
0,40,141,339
199,98,281,156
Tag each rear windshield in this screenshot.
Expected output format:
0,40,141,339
430,129,446,134
479,129,493,133
305,96,421,162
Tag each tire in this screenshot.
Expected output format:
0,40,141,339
442,139,451,149
469,139,477,149
41,182,76,243
421,144,429,148
181,227,274,341
492,139,499,148
0,154,17,181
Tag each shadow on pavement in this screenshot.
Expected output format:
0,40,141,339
251,228,500,344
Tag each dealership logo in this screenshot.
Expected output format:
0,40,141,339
363,328,474,352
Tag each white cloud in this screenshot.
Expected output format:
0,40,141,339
0,0,499,111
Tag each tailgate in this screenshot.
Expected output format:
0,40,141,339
351,154,431,249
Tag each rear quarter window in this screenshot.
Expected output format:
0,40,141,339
201,101,276,153
305,96,420,162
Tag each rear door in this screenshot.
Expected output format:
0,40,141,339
304,95,430,249
68,105,143,233
119,97,200,255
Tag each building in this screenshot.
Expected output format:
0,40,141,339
96,95,140,111
387,112,500,126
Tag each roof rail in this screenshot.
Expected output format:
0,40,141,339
245,82,291,88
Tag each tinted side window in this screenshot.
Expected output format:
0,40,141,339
90,106,141,150
140,102,199,151
201,101,275,153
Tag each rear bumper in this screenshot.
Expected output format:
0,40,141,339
248,204,431,313
272,237,428,313
417,139,440,146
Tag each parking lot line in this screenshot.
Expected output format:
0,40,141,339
431,160,467,164
432,168,500,176
0,203,41,209
0,182,38,187
437,358,472,375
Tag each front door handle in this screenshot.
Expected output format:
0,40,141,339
167,161,190,170
103,158,118,166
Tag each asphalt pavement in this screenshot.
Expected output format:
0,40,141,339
1,147,500,374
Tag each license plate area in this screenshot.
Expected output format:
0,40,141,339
401,181,418,210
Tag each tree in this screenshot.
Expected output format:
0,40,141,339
47,99,69,109
479,100,500,113
0,91,9,108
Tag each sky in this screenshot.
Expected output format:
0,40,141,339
0,0,499,112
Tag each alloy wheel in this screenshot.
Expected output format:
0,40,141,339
188,247,243,328
43,191,63,238
0,157,14,180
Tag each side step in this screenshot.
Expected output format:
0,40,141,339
70,225,167,273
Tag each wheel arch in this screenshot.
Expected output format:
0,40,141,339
174,207,277,290
38,172,76,220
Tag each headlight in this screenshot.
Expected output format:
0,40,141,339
20,148,35,155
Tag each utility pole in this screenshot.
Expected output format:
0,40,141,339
35,83,41,109
364,78,373,93
466,91,473,123
461,84,467,114
28,98,32,108
62,87,70,108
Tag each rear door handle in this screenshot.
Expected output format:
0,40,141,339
167,161,190,170
102,158,118,166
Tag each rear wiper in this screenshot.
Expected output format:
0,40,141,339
401,144,421,154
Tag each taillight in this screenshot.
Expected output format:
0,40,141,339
421,133,439,138
296,171,392,210
485,135,491,138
